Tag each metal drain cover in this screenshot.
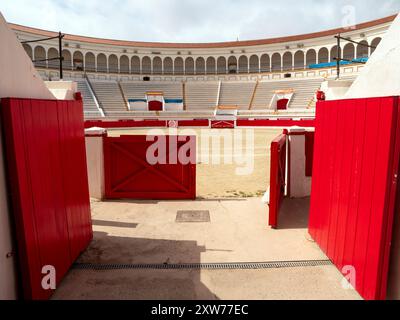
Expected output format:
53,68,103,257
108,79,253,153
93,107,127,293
176,210,210,223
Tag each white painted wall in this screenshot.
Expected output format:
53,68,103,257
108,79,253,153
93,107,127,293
85,128,106,200
346,14,400,99
288,128,312,198
0,119,18,300
321,80,353,100
45,81,77,100
0,11,56,300
0,13,54,100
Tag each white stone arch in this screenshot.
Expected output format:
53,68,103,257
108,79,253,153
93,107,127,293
131,56,140,74
217,56,227,74
142,56,152,74
356,41,369,58
73,50,84,71
294,50,305,69
97,53,107,73
174,57,184,75
318,47,329,64
153,56,162,74
238,55,248,73
306,49,317,66
120,55,130,74
163,57,173,75
249,55,259,73
206,57,216,74
343,43,355,60
84,52,95,72
47,47,59,69
108,54,119,73
227,56,237,73
196,57,206,74
330,45,341,62
185,57,195,75
271,53,281,72
62,49,72,70
282,52,293,71
34,45,46,67
260,54,270,72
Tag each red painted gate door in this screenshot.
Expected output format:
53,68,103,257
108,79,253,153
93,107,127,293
104,135,196,200
268,132,287,228
309,96,400,300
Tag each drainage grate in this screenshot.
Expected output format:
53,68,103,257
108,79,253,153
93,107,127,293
73,260,332,271
176,210,211,223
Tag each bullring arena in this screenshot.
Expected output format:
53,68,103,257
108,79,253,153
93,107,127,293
1,4,400,304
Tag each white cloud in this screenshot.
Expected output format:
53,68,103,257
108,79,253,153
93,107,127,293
0,0,399,42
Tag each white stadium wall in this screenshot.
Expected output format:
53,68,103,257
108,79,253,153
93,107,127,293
9,15,394,81
0,13,54,99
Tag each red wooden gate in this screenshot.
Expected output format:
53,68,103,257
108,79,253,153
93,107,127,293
309,96,400,300
104,135,196,200
0,98,92,300
211,120,235,129
268,132,287,228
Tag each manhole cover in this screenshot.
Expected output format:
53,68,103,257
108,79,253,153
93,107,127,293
176,210,211,223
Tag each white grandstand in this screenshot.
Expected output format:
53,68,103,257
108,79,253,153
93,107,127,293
9,15,395,120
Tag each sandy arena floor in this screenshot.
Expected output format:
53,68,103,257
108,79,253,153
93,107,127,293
107,127,283,199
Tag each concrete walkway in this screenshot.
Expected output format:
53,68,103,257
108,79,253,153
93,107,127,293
52,197,361,300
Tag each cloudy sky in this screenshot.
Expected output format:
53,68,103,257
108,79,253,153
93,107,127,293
0,0,399,43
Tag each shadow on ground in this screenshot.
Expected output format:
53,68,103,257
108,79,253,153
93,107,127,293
53,231,219,300
275,197,310,230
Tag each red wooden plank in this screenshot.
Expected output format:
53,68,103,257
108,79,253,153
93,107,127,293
178,119,210,127
309,96,400,300
333,100,357,270
268,133,287,228
309,101,327,242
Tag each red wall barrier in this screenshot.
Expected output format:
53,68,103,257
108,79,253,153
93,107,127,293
178,119,210,127
269,132,287,228
85,118,315,129
309,97,400,300
85,119,167,129
237,119,315,127
0,98,93,300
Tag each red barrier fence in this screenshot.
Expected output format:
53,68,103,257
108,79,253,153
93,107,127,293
104,135,196,200
237,119,315,128
85,118,315,129
268,132,287,229
309,96,400,300
85,119,167,129
0,98,92,300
